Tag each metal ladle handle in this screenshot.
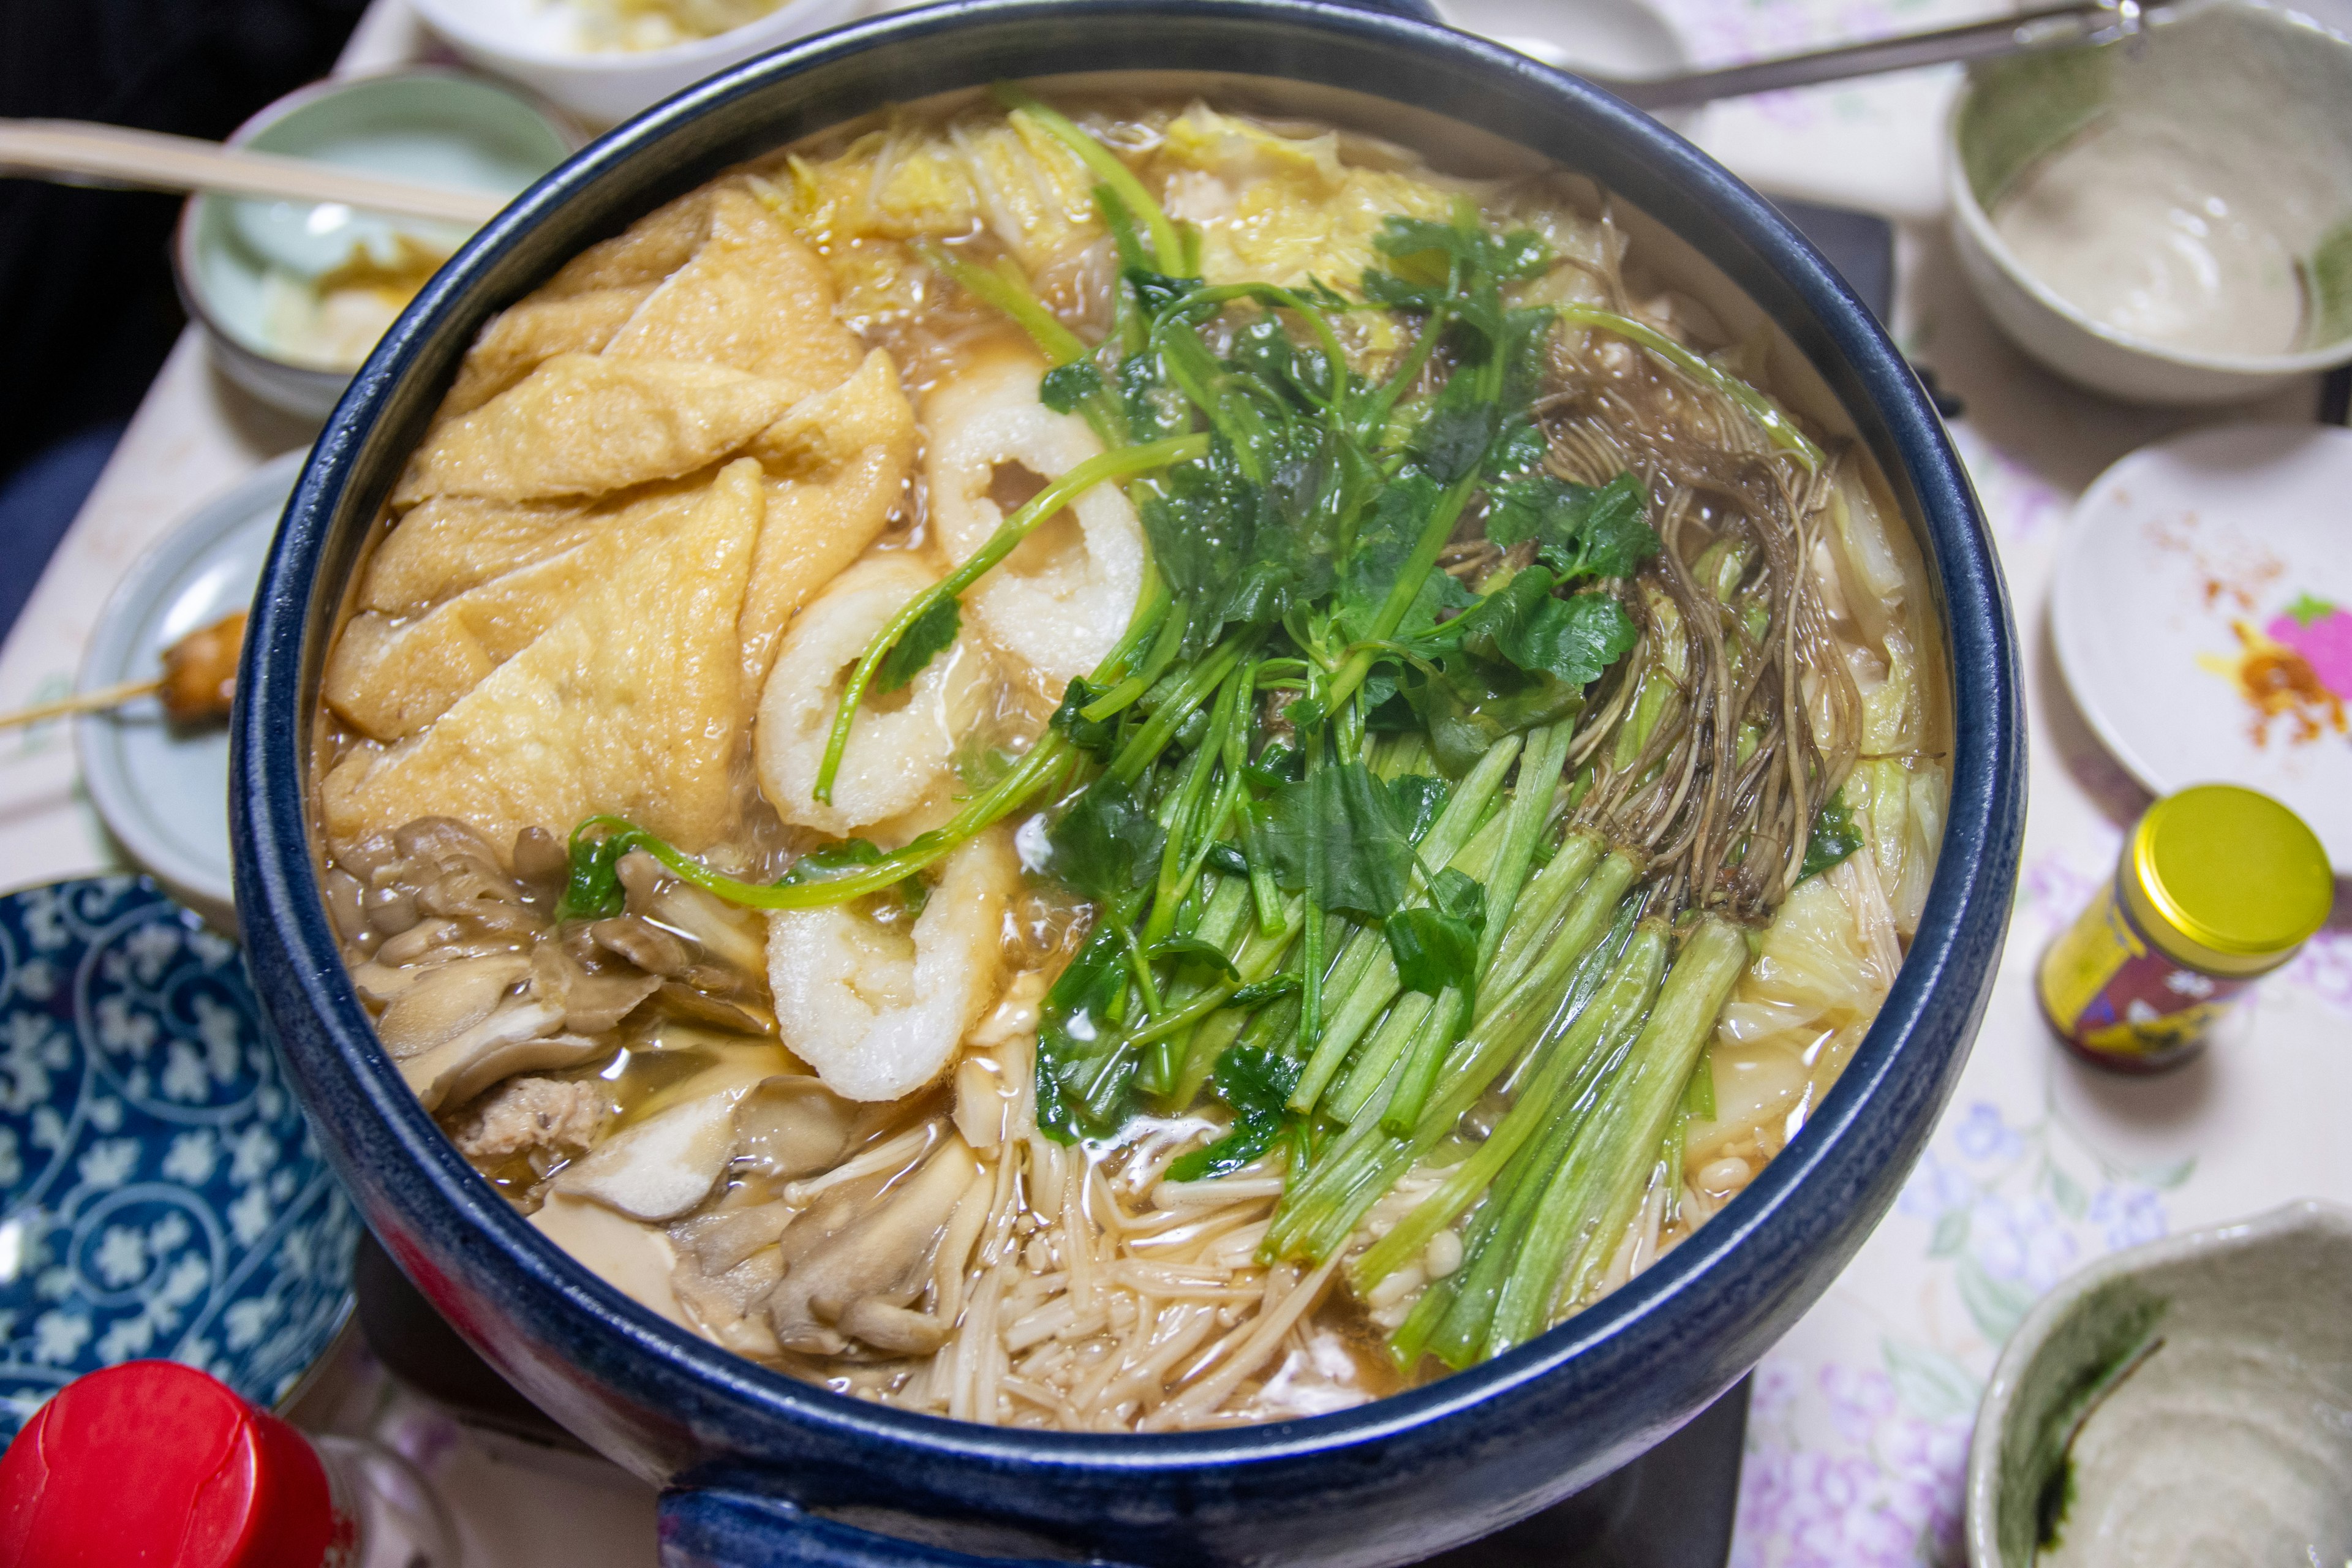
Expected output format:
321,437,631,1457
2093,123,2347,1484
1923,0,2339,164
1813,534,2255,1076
1588,0,2154,110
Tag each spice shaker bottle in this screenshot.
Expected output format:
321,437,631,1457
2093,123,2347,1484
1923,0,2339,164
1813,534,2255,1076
2038,783,2333,1071
0,1359,456,1567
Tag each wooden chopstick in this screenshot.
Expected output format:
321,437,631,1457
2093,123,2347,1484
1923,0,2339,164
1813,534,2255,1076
0,119,508,225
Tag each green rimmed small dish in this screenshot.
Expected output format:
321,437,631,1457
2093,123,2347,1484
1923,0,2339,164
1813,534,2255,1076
1967,1199,2352,1566
173,69,581,421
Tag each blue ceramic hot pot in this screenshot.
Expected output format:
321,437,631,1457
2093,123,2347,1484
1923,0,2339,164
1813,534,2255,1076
232,5,2024,1563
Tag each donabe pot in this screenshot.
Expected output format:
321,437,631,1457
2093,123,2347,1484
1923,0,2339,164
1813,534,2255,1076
232,6,2023,1564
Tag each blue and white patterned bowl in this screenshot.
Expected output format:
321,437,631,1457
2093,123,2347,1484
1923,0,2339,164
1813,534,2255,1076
0,876,357,1433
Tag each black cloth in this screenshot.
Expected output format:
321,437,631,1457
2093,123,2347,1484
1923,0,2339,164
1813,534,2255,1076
0,0,365,494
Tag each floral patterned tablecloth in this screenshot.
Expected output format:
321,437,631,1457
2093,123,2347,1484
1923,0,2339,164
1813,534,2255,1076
0,1,2346,1561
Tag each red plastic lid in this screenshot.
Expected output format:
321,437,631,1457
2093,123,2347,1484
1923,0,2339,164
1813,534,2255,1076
0,1360,341,1568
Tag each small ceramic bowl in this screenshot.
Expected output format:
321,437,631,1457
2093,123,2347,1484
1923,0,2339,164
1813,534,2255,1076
0,876,360,1435
405,0,865,128
1967,1200,2352,1566
174,70,580,421
1947,1,2352,405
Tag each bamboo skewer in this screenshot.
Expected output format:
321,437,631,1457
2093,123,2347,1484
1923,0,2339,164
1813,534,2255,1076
0,679,165,731
0,612,246,733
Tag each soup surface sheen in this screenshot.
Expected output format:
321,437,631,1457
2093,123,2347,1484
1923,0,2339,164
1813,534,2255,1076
314,92,1948,1432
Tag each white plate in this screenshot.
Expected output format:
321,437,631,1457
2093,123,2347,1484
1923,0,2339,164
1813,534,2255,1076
2053,423,2352,872
77,450,306,916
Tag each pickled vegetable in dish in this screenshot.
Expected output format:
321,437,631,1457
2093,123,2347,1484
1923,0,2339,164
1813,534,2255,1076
262,233,457,372
313,89,1949,1431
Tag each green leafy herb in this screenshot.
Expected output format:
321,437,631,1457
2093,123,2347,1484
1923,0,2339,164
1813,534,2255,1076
1386,867,1487,997
1229,315,1335,406
1049,775,1168,904
1485,419,1548,477
1035,925,1129,1142
1360,210,1550,358
1410,656,1586,777
1372,213,1552,284
1411,394,1501,486
1361,671,1419,731
1447,571,1640,688
874,595,962,692
1152,325,1289,481
1164,1044,1302,1182
1336,469,1474,646
1125,266,1207,320
1147,935,1242,980
1039,360,1104,413
1243,740,1302,791
1389,774,1450,846
1204,841,1251,878
1138,440,1335,645
1049,676,1121,761
1257,762,1422,919
1800,789,1865,880
1358,265,1447,316
1396,572,1637,774
1120,349,1193,443
1484,472,1659,582
1491,306,1559,408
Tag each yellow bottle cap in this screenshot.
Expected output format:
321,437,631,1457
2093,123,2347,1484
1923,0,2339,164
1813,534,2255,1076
2122,785,2334,978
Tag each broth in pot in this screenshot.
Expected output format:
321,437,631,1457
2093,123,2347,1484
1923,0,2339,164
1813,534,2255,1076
312,89,1947,1432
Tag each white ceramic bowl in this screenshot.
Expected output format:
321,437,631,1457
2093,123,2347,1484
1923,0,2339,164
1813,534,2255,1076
1966,1200,2352,1566
405,0,865,127
1947,0,2352,405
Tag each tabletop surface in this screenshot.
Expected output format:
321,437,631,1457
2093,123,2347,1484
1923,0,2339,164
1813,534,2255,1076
3,1,2346,1561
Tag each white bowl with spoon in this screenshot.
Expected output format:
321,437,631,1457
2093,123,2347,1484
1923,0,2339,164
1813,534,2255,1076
1947,0,2352,405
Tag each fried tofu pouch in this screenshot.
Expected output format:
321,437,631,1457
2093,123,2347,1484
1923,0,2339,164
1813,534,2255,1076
323,459,765,854
324,184,911,858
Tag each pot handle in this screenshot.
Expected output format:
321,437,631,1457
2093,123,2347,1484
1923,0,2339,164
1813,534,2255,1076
658,1488,1140,1568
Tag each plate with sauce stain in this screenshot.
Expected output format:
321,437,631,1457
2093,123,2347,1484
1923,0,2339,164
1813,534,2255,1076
2053,423,2352,871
